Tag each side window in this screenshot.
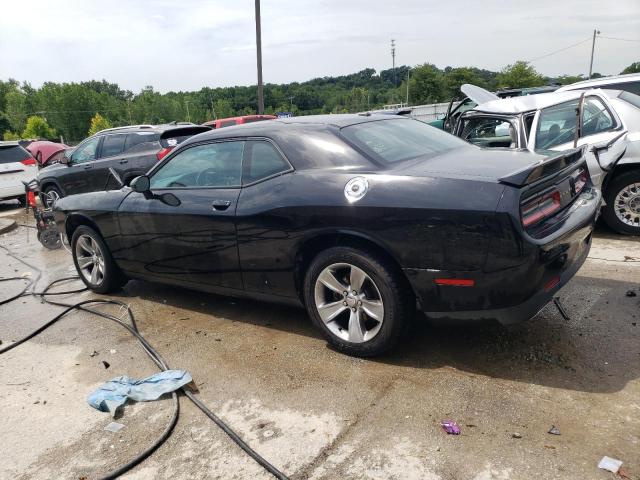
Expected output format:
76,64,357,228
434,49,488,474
72,137,101,164
581,97,615,136
243,141,290,185
150,141,244,189
219,120,237,128
459,117,517,148
535,100,579,150
100,134,127,158
124,132,159,153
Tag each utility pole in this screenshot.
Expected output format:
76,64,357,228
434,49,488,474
255,0,264,114
209,94,216,120
185,100,191,123
391,39,396,87
588,29,600,79
406,69,410,105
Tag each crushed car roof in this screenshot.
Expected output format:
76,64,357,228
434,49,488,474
556,73,640,91
473,90,587,114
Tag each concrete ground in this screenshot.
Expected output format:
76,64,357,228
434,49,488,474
0,201,638,480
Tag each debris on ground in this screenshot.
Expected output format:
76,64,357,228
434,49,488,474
104,422,125,433
626,290,637,297
512,433,522,439
553,297,570,320
88,369,193,416
440,420,460,435
89,350,98,357
110,349,116,354
101,360,110,369
598,456,623,473
548,425,561,435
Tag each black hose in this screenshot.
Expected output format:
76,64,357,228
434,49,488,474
0,243,288,479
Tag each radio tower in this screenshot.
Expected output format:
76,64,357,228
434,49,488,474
391,39,396,87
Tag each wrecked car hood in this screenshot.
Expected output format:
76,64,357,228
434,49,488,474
461,84,499,105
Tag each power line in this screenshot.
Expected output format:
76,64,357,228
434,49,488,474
527,37,592,62
599,35,640,43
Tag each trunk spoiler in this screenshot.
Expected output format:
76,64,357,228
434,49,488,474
498,146,587,187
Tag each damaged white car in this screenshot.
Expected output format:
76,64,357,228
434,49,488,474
453,84,640,235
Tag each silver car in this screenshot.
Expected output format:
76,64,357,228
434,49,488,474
453,85,640,235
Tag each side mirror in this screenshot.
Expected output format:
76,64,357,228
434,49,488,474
130,175,151,193
60,155,69,165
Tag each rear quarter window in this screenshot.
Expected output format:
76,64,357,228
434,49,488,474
124,132,159,153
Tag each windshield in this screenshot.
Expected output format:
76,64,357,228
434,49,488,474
341,118,468,164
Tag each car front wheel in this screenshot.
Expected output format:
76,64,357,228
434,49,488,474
304,246,413,357
71,226,127,293
602,170,640,235
42,185,63,209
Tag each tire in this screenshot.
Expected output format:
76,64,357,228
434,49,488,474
303,246,414,357
71,225,127,293
42,185,63,209
602,170,640,235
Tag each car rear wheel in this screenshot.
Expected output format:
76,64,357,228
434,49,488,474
304,246,413,357
602,170,640,235
72,226,127,293
42,185,62,209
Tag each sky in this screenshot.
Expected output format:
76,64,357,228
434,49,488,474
1,0,639,93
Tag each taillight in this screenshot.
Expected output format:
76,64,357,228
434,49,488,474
27,191,37,208
521,190,562,228
21,157,36,166
156,147,173,161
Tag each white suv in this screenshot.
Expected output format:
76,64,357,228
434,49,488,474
0,142,38,204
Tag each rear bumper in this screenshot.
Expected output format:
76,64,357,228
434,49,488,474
406,187,599,324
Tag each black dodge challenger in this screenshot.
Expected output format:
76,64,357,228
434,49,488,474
53,114,600,356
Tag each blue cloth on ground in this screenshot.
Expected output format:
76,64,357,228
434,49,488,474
88,370,192,415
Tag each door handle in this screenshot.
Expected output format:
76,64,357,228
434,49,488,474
83,165,92,170
118,159,128,164
212,200,231,211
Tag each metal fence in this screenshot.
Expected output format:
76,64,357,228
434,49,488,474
408,102,457,122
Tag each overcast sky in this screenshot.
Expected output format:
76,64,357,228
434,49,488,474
1,0,638,93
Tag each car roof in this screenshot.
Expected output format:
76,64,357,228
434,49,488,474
473,90,587,114
197,113,398,137
0,141,21,147
556,73,640,91
94,123,205,136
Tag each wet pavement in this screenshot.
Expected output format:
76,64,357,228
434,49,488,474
0,203,639,479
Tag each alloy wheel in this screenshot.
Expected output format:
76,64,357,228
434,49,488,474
75,234,105,286
314,263,384,343
614,182,640,227
44,189,60,209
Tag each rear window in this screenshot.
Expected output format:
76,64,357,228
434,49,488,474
619,91,640,109
0,145,32,164
605,81,640,96
341,118,468,164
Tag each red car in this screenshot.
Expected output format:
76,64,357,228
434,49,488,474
26,141,69,168
202,115,276,129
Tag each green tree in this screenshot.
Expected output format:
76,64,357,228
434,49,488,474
2,131,21,140
496,61,545,89
22,115,57,139
87,113,112,136
443,67,489,98
407,64,446,104
621,62,640,74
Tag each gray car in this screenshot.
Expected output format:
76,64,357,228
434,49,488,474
37,123,210,207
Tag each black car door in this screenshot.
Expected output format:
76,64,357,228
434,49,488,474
60,136,103,194
91,133,129,190
116,140,244,290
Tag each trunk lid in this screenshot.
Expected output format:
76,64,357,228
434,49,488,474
389,146,550,183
